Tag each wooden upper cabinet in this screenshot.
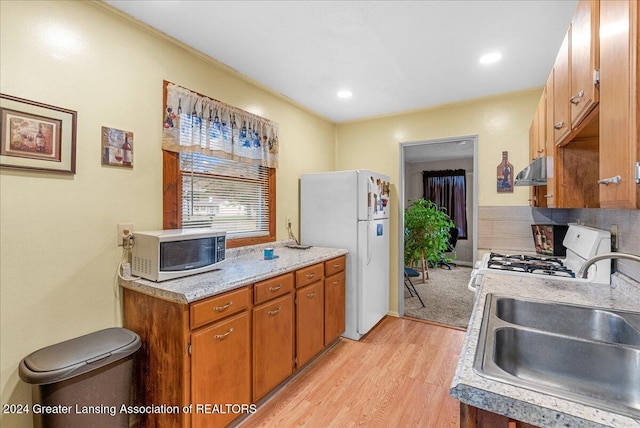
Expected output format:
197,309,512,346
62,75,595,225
544,72,557,208
570,0,600,126
536,89,546,159
598,0,639,208
528,89,547,207
553,28,572,144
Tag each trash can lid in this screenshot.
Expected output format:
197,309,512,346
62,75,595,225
19,327,141,385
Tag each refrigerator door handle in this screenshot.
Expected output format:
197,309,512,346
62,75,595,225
367,177,373,221
367,221,372,265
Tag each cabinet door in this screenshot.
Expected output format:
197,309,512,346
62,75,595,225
598,0,639,208
544,72,557,208
324,271,345,346
570,0,599,126
296,281,325,367
253,293,294,401
191,311,251,428
553,28,571,144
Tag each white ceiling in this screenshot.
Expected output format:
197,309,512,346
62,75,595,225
105,0,577,125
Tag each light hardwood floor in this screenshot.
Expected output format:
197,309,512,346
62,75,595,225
238,316,466,428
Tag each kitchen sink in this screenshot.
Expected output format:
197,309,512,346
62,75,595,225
474,294,640,419
495,297,640,346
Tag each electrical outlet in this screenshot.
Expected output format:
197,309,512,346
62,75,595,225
117,223,133,247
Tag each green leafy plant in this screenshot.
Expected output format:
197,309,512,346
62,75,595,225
404,198,455,280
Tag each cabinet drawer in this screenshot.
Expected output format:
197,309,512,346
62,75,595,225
190,287,250,329
254,273,294,305
296,263,324,288
324,256,346,276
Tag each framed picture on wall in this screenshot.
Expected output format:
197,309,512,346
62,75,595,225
101,126,133,168
0,94,77,174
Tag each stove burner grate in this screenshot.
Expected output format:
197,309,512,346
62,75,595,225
487,252,576,278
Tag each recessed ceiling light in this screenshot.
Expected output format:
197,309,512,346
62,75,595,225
479,52,502,64
337,90,353,99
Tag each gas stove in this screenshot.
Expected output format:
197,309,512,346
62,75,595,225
487,253,576,278
468,224,612,293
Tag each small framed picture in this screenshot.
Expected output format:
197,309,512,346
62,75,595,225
101,126,133,168
0,94,77,174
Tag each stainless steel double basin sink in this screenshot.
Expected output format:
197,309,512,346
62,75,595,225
474,294,640,419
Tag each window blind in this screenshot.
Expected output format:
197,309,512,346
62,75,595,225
180,152,270,238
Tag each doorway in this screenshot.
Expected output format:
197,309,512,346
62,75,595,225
397,135,479,320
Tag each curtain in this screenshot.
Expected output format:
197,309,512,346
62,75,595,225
162,81,279,168
423,169,467,239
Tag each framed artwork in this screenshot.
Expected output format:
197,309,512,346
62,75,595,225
101,126,133,168
0,94,77,174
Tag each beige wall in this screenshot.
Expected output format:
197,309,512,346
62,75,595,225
336,90,541,314
0,2,335,426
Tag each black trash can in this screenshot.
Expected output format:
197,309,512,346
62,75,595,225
19,327,141,428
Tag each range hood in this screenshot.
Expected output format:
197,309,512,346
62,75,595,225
515,156,547,186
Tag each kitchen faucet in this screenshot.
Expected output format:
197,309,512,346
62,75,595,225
577,252,640,278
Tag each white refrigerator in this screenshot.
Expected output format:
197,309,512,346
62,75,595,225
300,170,390,340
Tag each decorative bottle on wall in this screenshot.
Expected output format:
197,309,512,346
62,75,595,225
497,151,514,193
122,135,132,167
35,124,45,152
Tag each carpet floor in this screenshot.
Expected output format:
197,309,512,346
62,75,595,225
403,265,475,329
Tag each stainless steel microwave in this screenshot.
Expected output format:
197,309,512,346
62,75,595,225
131,229,226,281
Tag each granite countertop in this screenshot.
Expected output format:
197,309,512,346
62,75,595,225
450,272,640,428
119,240,348,304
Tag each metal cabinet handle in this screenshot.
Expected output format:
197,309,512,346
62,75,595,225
214,327,234,340
570,90,584,105
269,284,282,293
267,306,281,316
544,194,553,198
331,281,339,286
597,175,622,185
213,301,233,312
536,149,544,154
554,121,565,130
332,264,341,268
306,273,316,279
306,291,317,298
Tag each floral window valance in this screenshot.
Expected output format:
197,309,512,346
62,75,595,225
162,81,279,168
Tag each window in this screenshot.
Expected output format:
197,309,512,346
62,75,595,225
163,151,275,248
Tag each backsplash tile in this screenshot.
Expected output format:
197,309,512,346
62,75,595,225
479,206,640,281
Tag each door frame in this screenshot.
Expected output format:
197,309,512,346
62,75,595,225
397,135,479,316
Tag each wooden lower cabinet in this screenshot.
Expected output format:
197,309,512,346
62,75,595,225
122,255,346,427
253,293,294,401
296,281,325,367
191,311,251,428
324,270,346,345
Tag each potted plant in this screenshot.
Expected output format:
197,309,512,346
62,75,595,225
404,198,455,281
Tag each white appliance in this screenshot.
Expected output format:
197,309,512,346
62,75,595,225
468,224,611,294
132,229,226,281
300,170,391,340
